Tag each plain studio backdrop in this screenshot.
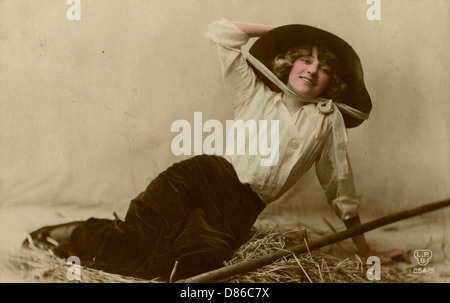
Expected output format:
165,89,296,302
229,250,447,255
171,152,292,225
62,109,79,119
0,0,449,274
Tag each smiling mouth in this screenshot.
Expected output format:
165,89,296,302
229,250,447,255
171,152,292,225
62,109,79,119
300,77,315,85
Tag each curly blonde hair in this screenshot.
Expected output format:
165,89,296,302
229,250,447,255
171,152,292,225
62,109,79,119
271,44,347,102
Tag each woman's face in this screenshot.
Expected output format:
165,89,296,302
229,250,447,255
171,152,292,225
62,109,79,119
287,47,331,98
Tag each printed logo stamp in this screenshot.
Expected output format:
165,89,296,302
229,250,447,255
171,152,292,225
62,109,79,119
412,249,434,276
413,249,433,266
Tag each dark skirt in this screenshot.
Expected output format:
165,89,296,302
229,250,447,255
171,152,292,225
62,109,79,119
68,155,265,281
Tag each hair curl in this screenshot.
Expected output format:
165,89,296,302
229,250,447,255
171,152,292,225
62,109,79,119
270,44,347,102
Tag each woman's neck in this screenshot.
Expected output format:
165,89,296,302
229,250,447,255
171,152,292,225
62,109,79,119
282,93,308,116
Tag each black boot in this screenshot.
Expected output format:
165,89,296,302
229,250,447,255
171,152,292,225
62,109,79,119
22,221,83,258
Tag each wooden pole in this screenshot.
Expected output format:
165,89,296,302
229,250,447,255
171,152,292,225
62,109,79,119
178,198,450,283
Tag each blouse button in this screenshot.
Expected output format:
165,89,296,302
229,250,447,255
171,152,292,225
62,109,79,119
290,138,300,149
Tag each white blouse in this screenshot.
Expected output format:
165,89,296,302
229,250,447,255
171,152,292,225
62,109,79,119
205,19,360,220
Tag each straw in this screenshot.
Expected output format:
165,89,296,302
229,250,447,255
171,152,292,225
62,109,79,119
5,225,420,283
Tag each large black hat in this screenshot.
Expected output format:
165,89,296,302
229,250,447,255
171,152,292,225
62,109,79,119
249,24,372,128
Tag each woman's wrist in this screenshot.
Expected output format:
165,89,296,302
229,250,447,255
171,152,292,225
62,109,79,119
344,215,372,255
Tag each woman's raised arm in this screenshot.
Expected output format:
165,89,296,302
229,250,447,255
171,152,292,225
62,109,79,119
232,22,274,38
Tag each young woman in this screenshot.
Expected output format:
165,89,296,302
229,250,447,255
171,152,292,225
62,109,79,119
23,19,405,281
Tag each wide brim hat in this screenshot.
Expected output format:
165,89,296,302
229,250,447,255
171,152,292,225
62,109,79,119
249,24,372,128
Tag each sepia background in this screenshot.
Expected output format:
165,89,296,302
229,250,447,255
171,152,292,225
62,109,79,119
0,0,449,281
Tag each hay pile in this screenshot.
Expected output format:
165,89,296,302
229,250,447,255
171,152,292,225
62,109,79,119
223,225,407,283
222,226,368,283
5,248,162,283
5,225,418,283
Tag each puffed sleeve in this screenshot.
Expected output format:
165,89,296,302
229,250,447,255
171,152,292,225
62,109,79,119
205,19,265,109
205,19,250,50
315,131,361,221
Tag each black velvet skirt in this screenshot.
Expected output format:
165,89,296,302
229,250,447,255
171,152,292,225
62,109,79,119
68,155,265,281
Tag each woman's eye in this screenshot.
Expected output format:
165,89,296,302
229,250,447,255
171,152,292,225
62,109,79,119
320,66,331,74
